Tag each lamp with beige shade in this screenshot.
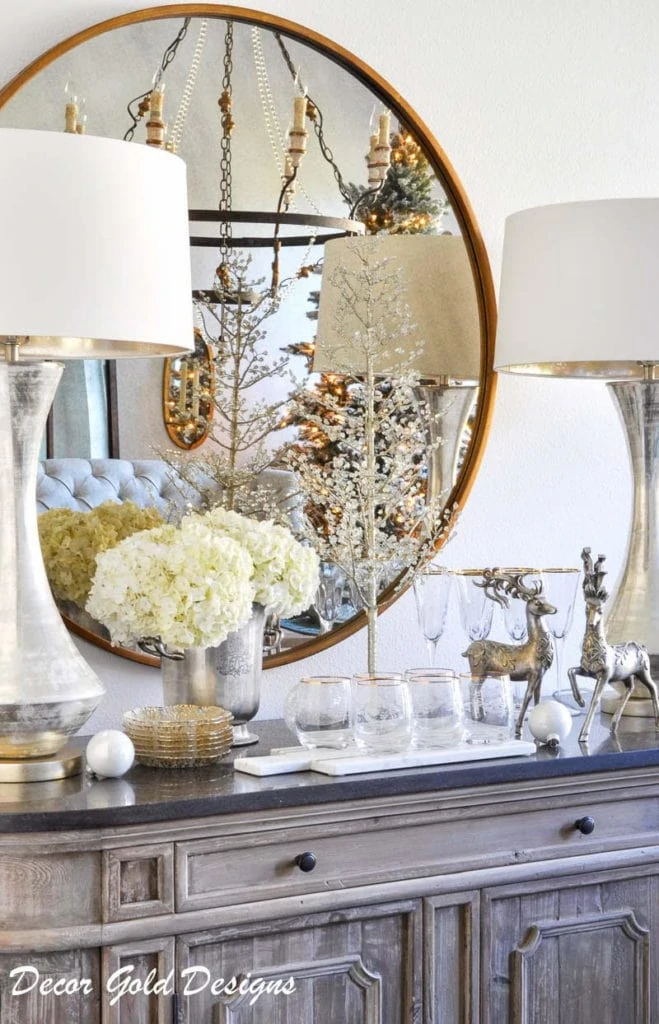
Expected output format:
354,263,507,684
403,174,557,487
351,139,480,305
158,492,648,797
313,234,481,508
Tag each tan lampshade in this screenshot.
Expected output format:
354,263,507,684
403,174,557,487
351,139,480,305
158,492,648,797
0,128,193,358
313,234,481,380
496,199,659,378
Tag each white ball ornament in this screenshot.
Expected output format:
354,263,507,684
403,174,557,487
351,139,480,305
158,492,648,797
86,731,135,778
527,700,573,748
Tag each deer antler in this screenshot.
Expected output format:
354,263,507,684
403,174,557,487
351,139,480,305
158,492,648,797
581,547,608,602
474,570,510,607
476,569,542,607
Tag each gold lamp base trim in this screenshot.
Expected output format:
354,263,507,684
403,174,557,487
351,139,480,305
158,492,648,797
0,746,82,782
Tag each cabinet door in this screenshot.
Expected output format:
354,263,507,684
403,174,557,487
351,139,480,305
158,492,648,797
176,900,422,1024
102,937,175,1024
482,867,658,1024
0,950,100,1024
424,892,479,1024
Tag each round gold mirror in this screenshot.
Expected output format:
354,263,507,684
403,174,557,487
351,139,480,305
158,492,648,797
0,4,496,670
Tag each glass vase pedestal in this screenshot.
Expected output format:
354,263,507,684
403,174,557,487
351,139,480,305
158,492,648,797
160,605,266,746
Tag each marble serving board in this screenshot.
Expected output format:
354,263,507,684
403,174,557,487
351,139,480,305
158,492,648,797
234,740,537,777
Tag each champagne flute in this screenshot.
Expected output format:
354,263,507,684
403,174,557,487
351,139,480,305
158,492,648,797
541,567,581,710
454,569,494,642
412,567,453,667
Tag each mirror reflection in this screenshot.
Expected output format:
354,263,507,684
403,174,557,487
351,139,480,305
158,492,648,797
0,11,486,666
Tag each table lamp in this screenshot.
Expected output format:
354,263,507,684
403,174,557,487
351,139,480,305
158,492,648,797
0,128,193,779
495,198,659,718
314,234,481,506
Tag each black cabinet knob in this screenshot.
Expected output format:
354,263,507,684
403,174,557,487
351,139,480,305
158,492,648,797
574,815,596,835
294,851,317,873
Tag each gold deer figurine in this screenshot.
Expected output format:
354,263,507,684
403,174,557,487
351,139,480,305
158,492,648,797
568,548,659,743
463,570,581,737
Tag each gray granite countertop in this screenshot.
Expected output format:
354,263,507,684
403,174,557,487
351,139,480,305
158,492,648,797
0,716,657,832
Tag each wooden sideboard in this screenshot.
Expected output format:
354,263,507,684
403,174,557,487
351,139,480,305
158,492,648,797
0,719,657,1023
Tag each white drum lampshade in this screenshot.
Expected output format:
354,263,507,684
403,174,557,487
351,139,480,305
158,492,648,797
495,198,659,378
0,128,193,357
0,128,193,777
495,198,659,716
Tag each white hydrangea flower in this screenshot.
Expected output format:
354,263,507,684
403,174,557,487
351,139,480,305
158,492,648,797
190,508,320,617
86,521,255,649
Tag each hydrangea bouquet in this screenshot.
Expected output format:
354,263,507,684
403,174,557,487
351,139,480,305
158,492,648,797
86,508,319,651
38,501,164,608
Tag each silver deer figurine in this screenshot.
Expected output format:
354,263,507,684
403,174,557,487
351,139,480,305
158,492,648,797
568,548,659,742
463,570,574,737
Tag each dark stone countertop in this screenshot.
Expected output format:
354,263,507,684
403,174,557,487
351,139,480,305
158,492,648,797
0,715,658,833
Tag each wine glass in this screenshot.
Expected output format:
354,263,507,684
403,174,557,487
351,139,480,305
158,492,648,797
454,570,494,642
284,676,352,749
459,671,515,744
540,567,581,710
412,567,453,667
351,674,412,754
405,669,466,747
313,562,346,634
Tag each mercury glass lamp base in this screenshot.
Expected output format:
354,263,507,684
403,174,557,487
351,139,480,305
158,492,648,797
0,746,82,782
600,693,657,718
231,724,260,746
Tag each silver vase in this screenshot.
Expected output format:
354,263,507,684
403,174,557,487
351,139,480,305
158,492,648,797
160,603,266,746
0,362,104,759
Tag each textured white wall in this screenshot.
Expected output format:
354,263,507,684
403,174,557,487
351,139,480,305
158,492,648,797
3,0,652,727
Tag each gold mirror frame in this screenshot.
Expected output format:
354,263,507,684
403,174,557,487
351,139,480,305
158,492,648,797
0,3,497,670
163,330,216,450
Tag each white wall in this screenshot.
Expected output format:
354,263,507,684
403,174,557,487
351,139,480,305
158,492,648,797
3,0,651,728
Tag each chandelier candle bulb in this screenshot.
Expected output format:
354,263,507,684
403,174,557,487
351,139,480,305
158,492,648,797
378,111,390,146
63,79,78,133
146,84,166,147
293,94,306,131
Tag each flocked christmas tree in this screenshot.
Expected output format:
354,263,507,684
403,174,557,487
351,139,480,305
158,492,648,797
285,240,455,671
283,126,448,533
348,125,448,235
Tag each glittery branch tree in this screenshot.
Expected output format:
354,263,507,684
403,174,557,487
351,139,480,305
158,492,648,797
164,252,296,521
285,241,456,672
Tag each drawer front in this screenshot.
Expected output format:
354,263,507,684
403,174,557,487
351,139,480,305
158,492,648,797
176,792,659,911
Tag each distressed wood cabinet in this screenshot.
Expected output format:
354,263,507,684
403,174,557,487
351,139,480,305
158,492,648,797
0,737,658,1023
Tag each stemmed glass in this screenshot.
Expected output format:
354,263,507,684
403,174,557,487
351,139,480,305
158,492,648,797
500,568,542,643
540,568,581,708
454,570,495,642
412,567,453,667
313,562,346,634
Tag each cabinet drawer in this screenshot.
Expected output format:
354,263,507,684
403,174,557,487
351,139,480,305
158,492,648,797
176,792,659,911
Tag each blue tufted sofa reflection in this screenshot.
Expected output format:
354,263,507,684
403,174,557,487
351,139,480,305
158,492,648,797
36,459,183,514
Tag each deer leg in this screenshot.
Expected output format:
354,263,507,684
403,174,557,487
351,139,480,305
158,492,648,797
611,678,634,734
567,666,586,708
578,673,608,743
515,678,536,738
634,667,659,728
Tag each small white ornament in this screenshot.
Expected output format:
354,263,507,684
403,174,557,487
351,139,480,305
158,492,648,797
527,700,573,748
86,731,135,778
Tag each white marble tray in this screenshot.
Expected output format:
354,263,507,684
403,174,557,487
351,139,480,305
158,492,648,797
234,740,536,777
